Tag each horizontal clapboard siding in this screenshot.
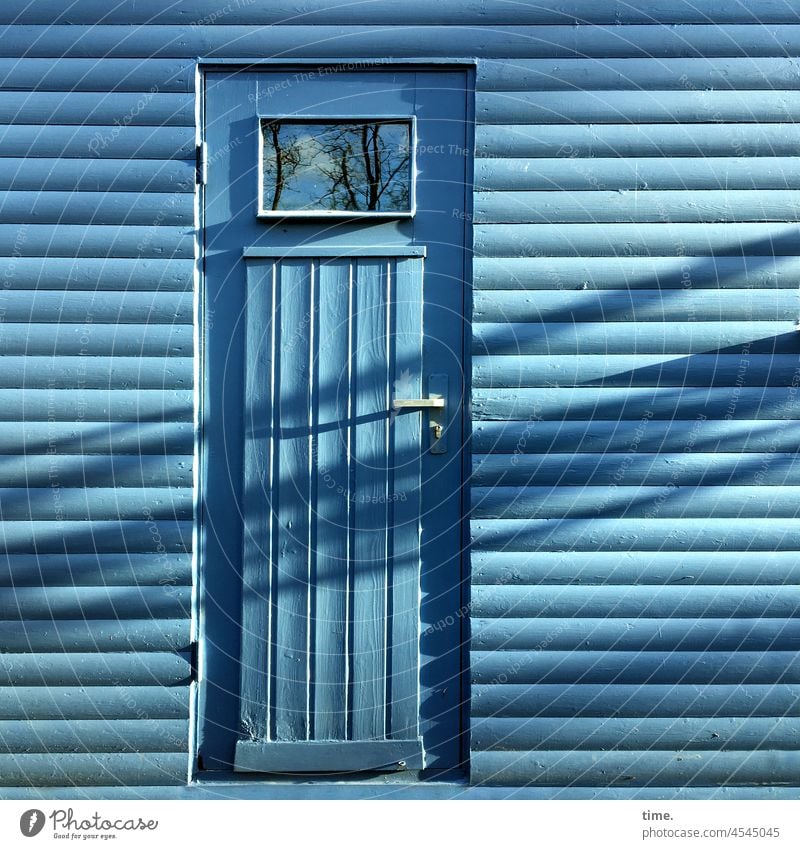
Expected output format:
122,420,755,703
0,58,194,92
476,124,800,158
475,191,800,223
0,554,191,587
0,159,195,192
3,26,800,59
0,258,193,291
477,157,800,192
478,57,800,90
2,1,799,25
2,0,798,793
471,751,800,787
474,257,800,289
0,92,194,125
0,125,196,159
471,550,800,586
471,33,800,789
0,47,194,787
476,90,800,123
0,191,193,225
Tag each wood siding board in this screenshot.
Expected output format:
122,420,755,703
474,223,800,258
471,484,800,520
0,356,193,389
0,553,191,588
0,224,194,259
473,257,800,290
0,752,188,786
471,652,800,686
475,124,800,158
0,687,190,720
470,550,800,587
0,58,194,92
472,353,797,389
0,159,195,192
0,390,192,422
0,258,193,291
0,125,195,159
351,258,390,741
0,325,194,358
0,291,192,323
0,455,192,486
0,719,189,754
471,750,800,787
239,259,276,742
472,387,800,421
2,25,800,59
471,518,800,552
0,619,190,653
474,190,800,224
0,190,193,225
473,322,798,355
0,521,192,554
0,653,191,686
273,259,312,742
476,157,800,192
312,259,351,741
471,683,800,718
470,716,800,752
472,618,800,652
477,90,800,124
3,1,800,26
470,585,800,619
477,58,800,91
0,586,190,621
472,354,800,388
0,92,194,126
471,420,800,455
389,257,423,740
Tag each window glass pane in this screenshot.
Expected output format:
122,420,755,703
261,119,412,213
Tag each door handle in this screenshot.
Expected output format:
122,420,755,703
391,398,445,410
392,375,448,454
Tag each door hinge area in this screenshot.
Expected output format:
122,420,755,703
195,142,207,185
189,640,199,679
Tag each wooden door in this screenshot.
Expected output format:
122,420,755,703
200,68,470,774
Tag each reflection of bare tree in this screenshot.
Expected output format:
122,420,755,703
263,120,410,212
319,123,409,211
266,122,302,210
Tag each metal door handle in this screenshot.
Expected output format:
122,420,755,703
392,375,448,454
392,398,445,410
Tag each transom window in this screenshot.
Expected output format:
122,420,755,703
258,118,414,216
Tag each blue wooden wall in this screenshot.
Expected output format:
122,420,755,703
469,46,800,787
0,0,799,790
0,49,195,786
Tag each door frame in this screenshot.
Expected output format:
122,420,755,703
193,58,476,779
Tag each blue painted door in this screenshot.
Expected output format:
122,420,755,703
200,68,470,773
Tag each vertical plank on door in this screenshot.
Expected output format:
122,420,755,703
389,257,423,740
239,258,276,741
313,259,351,740
351,258,390,740
273,259,312,741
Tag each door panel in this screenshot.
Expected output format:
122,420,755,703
238,252,425,771
201,68,469,773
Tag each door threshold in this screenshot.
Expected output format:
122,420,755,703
195,768,467,786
